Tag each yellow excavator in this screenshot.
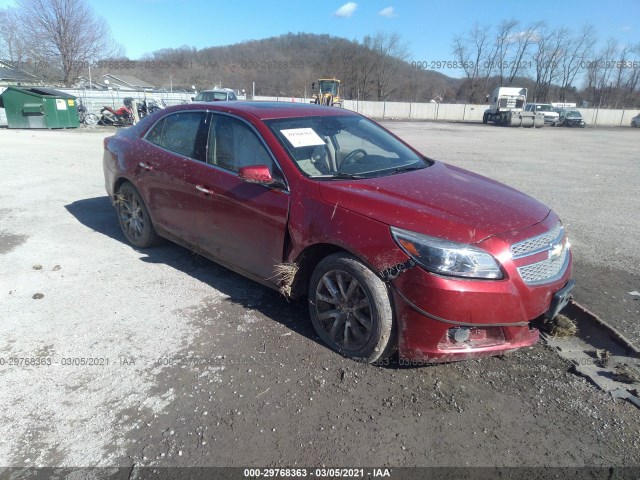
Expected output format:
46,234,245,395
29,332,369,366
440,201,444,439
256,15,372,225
311,78,342,107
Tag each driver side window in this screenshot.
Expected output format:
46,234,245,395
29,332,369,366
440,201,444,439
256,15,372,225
207,115,275,173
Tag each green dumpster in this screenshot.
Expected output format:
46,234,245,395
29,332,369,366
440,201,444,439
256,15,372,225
0,86,80,129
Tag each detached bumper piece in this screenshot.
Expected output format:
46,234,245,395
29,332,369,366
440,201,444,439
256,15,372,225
545,279,576,320
393,287,540,363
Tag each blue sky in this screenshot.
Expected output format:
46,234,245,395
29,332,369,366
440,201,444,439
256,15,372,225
1,0,638,78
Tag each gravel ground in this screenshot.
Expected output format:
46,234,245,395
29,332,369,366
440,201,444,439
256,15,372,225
0,124,638,469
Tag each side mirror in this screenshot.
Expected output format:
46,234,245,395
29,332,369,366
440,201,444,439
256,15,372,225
238,165,274,185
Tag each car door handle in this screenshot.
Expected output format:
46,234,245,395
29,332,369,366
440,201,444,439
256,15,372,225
195,184,214,195
138,162,154,171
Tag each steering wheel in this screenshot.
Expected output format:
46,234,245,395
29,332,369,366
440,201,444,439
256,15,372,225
339,149,367,171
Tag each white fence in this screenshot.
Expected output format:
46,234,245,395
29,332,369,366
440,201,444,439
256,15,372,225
251,96,638,127
57,88,194,113
0,86,638,127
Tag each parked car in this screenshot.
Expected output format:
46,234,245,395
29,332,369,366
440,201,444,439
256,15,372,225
103,102,574,364
525,103,560,126
559,110,586,128
632,113,640,128
193,88,238,102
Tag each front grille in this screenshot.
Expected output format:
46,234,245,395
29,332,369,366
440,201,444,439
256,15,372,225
517,246,569,285
511,222,563,259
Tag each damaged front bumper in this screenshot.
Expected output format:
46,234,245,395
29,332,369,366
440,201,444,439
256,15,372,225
389,263,571,363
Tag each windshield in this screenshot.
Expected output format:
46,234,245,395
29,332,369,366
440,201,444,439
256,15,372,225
198,91,228,101
535,104,554,112
566,111,581,118
267,115,429,179
319,81,339,95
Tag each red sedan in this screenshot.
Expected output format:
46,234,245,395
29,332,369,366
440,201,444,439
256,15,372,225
103,102,574,363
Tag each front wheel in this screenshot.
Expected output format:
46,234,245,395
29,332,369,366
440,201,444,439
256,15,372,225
309,253,396,363
115,183,163,248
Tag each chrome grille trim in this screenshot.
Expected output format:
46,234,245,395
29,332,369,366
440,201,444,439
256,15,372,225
511,222,564,259
517,245,570,286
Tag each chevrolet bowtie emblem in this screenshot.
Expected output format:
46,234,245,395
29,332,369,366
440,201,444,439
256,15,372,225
549,242,563,260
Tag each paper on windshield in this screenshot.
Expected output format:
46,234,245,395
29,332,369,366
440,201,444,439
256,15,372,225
280,128,325,148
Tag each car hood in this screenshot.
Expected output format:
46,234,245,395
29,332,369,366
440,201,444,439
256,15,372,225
319,161,550,244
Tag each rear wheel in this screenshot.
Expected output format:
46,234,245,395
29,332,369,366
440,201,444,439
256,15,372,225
116,183,163,248
309,253,395,363
482,113,488,124
84,113,98,125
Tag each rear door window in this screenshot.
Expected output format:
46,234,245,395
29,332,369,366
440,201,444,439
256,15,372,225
146,112,209,161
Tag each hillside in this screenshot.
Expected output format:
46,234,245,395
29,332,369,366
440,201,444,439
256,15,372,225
117,33,462,102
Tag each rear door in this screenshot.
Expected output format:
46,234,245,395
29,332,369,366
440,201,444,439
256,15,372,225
139,111,211,244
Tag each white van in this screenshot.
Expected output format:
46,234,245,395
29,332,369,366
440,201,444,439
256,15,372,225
524,103,560,126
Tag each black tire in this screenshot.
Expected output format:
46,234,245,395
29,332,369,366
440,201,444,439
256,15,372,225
115,183,163,248
482,113,488,124
309,253,396,363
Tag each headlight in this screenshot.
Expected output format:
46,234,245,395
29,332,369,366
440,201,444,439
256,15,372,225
390,227,503,280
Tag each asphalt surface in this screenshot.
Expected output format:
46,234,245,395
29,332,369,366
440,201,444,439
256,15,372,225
0,123,639,470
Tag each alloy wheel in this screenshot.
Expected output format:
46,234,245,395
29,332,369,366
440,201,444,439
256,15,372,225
315,269,373,351
119,192,145,241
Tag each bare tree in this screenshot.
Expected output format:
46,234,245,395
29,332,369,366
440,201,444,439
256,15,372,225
0,8,26,63
530,26,569,102
621,43,640,107
608,43,629,108
591,38,619,107
363,33,410,100
328,40,377,100
452,23,493,102
554,25,597,103
483,19,539,87
505,22,541,84
15,0,119,84
492,19,518,86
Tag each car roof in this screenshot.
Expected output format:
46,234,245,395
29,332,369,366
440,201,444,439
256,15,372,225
199,89,233,93
165,101,357,120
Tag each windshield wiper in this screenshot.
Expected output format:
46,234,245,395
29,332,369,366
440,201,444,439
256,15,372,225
310,172,367,180
391,164,426,174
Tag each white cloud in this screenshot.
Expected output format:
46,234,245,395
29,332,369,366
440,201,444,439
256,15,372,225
506,30,539,42
334,2,357,18
378,6,396,18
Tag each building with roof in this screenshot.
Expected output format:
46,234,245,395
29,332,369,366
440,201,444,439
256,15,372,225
0,60,44,87
100,74,155,92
